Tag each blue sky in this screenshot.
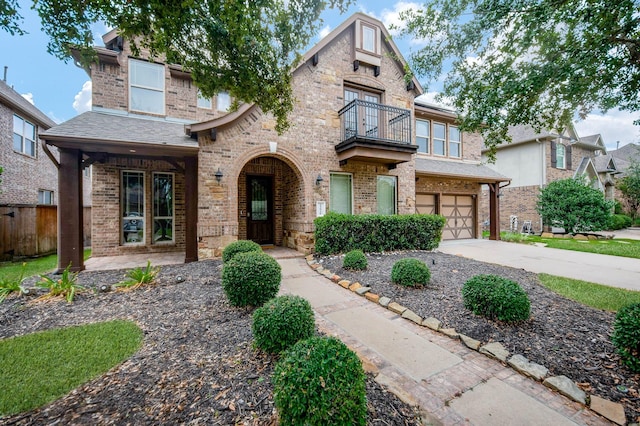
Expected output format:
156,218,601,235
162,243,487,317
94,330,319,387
1,0,638,150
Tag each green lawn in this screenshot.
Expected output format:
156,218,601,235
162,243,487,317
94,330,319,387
538,273,640,312
0,249,91,282
0,320,142,416
527,235,640,259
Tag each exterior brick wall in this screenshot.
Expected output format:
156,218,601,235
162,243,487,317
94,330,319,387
480,185,542,233
0,102,59,205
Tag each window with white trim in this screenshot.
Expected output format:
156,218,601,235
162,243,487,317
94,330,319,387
217,92,231,112
449,126,461,158
153,173,174,243
13,114,36,157
330,173,353,214
122,171,145,244
197,90,212,109
362,24,376,53
433,122,446,156
377,176,397,215
556,144,566,169
416,119,430,153
129,59,165,114
38,189,54,205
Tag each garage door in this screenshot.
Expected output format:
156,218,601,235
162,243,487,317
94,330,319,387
441,195,474,239
416,193,475,240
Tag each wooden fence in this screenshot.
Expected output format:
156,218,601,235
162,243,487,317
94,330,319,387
0,205,92,259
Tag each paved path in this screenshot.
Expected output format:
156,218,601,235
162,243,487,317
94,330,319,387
278,256,612,426
438,239,640,291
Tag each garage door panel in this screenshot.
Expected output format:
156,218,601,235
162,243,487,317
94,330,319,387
442,195,474,240
416,194,436,215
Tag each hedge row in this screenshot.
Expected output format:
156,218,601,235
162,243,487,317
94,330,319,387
314,213,446,255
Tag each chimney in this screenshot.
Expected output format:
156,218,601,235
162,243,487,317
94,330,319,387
3,66,7,82
616,141,620,150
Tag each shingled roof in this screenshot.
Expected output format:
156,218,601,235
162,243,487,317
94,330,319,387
415,157,509,182
0,79,56,128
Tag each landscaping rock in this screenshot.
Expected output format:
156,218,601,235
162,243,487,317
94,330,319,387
331,274,341,283
589,395,626,425
401,309,422,325
379,296,391,307
388,302,407,315
507,354,548,381
480,342,509,362
574,234,588,241
365,292,380,303
349,282,362,292
459,334,481,351
321,269,333,278
543,375,586,405
422,317,441,331
338,280,351,288
355,286,371,295
440,328,459,339
541,232,554,238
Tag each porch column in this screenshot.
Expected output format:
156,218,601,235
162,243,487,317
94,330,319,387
184,156,198,263
57,148,84,272
488,183,500,241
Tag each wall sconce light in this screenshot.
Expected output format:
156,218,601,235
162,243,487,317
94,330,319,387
316,174,323,186
215,168,223,184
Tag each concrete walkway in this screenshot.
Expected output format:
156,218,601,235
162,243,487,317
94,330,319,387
278,256,613,426
438,239,640,291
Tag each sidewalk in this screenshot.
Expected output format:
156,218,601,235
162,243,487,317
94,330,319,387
438,239,640,291
277,256,614,426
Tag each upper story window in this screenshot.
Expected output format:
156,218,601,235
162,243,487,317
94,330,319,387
416,119,430,154
433,123,446,156
129,59,165,115
38,189,54,205
217,92,231,112
362,24,376,53
556,143,566,169
13,114,36,157
355,19,381,60
197,90,212,109
449,126,461,158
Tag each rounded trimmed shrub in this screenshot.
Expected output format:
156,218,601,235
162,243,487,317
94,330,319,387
391,258,430,287
273,336,366,425
222,251,281,307
612,303,640,372
252,295,315,353
222,240,262,263
343,249,367,270
462,274,530,323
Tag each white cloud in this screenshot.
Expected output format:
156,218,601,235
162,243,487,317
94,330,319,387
48,112,62,124
319,25,331,39
21,92,34,105
574,109,640,151
73,81,92,114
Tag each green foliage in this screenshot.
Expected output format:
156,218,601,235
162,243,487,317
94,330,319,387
539,274,640,312
607,214,633,231
37,263,83,303
343,249,367,270
0,262,26,303
273,336,366,426
611,303,640,372
618,159,640,219
116,261,160,290
391,258,430,287
222,240,262,263
536,177,613,234
396,1,640,161
252,295,315,353
1,1,351,134
462,274,530,323
0,320,142,416
222,251,281,307
314,212,446,255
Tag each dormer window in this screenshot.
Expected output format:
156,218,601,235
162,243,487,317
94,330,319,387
362,24,376,53
354,19,382,67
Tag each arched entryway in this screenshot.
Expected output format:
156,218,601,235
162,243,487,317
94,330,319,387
237,156,307,249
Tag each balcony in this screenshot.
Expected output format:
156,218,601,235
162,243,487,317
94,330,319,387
336,99,416,165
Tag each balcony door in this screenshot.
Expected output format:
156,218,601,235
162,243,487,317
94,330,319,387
344,87,380,138
247,176,274,245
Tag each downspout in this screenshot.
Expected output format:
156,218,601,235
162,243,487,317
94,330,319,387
537,138,545,232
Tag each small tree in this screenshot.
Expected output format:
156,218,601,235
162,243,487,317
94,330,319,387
536,177,613,234
618,160,640,220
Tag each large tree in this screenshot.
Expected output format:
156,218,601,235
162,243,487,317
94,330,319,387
397,0,640,160
618,160,640,219
1,0,350,133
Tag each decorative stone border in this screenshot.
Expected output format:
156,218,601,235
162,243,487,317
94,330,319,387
305,254,628,426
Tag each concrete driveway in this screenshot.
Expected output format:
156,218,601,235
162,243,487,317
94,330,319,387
438,239,640,291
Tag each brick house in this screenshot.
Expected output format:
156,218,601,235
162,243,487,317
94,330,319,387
479,124,615,233
42,13,508,271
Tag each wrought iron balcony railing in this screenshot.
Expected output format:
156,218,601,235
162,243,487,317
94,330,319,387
338,99,412,145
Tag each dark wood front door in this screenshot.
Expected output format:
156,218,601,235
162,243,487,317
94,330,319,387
247,176,273,245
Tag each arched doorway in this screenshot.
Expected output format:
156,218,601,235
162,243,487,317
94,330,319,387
237,156,305,248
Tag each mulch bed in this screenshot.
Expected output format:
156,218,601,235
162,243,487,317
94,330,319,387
316,250,640,424
0,260,420,425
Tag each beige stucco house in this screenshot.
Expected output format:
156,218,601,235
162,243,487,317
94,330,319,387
42,13,508,271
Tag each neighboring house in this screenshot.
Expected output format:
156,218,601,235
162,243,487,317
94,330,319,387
610,143,640,177
480,124,614,233
42,13,508,271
